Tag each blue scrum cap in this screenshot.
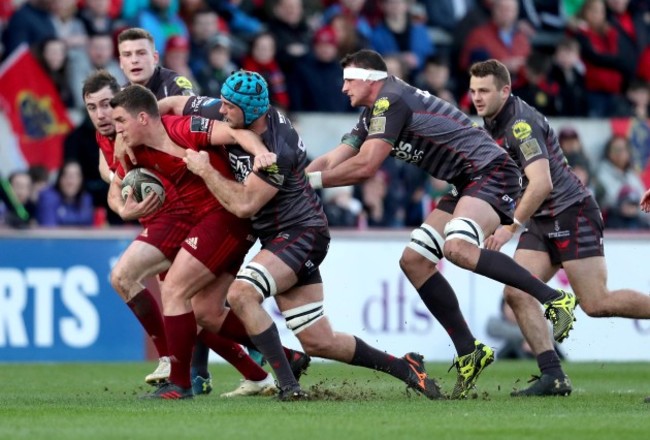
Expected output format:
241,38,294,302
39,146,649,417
220,70,269,126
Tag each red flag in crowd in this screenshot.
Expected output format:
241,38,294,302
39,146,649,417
0,44,72,171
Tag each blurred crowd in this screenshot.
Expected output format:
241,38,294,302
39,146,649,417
2,0,650,230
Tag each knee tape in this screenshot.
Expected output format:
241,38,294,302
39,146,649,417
444,217,484,248
282,301,325,335
236,262,277,299
407,223,445,264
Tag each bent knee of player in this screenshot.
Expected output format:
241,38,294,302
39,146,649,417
578,292,611,317
110,266,134,299
296,321,336,357
442,239,473,267
399,248,435,275
226,282,261,311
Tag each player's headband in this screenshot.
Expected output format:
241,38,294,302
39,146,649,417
343,67,388,81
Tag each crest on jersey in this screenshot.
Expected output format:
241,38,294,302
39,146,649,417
368,117,386,135
175,76,193,89
512,120,532,140
519,138,542,160
190,116,210,133
372,97,390,116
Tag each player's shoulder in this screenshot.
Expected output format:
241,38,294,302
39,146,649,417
159,67,196,95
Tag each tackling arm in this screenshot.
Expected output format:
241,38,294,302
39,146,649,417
184,150,277,218
311,138,392,188
158,96,191,115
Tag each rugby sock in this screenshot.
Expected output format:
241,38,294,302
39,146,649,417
198,330,268,381
475,249,559,304
537,350,563,377
219,311,256,348
250,323,298,389
417,273,475,355
349,337,410,381
126,289,169,357
190,339,210,378
164,312,197,389
220,311,295,361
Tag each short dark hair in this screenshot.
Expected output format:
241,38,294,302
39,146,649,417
117,27,154,47
110,84,160,117
469,59,511,89
82,70,121,100
340,49,387,71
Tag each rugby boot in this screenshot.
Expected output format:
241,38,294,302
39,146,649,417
544,289,578,343
144,382,193,400
450,341,495,399
403,352,444,400
511,373,572,397
220,373,278,397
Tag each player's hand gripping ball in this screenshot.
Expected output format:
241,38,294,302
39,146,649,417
121,168,165,204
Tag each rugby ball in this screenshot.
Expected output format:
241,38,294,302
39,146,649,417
121,168,165,204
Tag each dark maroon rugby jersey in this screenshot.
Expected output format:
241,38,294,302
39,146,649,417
342,75,514,188
483,95,590,217
183,96,328,236
126,66,196,99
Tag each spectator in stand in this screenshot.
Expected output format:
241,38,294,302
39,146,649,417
596,134,650,229
241,32,290,111
204,0,264,40
572,0,629,117
357,169,391,228
511,52,559,115
605,0,647,89
187,7,221,79
196,34,237,97
422,0,472,34
290,26,353,112
548,37,588,116
557,126,605,200
33,37,75,109
415,54,457,105
322,186,363,228
322,0,373,55
162,35,199,90
266,0,312,81
51,0,91,88
70,32,127,108
63,113,119,224
622,81,650,180
28,165,50,204
131,0,189,59
383,53,408,79
0,170,35,228
459,0,531,81
36,160,94,227
370,0,435,80
1,0,56,59
78,0,119,35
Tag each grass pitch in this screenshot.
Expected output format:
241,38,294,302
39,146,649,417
1,360,648,440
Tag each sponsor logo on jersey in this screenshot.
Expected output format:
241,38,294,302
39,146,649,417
185,236,198,249
175,76,193,89
368,117,386,135
519,138,542,161
512,120,532,140
372,97,390,116
190,116,210,133
228,152,252,182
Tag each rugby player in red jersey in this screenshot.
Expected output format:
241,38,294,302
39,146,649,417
109,83,309,399
84,72,307,398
